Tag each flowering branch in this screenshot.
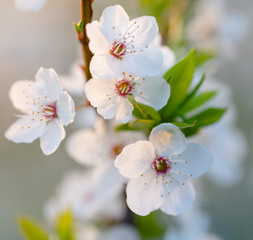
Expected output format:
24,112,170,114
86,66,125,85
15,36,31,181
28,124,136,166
79,0,93,81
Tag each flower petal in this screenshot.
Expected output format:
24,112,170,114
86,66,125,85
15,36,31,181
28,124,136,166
40,119,65,155
85,77,119,120
126,171,165,216
86,20,111,54
172,143,213,178
5,116,46,143
160,181,195,216
115,140,155,179
35,67,63,102
149,123,187,157
56,92,75,126
99,5,130,42
90,54,122,79
129,16,158,49
9,80,39,112
121,47,163,77
66,129,108,166
160,46,176,75
133,76,170,110
115,97,133,123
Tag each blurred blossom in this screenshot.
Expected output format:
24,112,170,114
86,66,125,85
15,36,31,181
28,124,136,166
15,0,47,11
186,0,249,58
189,77,248,187
60,60,97,129
76,224,141,240
164,208,223,240
44,167,125,223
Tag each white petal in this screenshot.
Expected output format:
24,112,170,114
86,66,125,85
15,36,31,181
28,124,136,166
172,143,213,178
40,119,65,155
133,76,170,110
85,78,119,120
90,54,123,79
115,140,155,179
9,80,39,112
60,61,85,96
66,129,108,166
35,67,63,102
5,117,46,143
99,5,130,42
149,123,187,157
86,21,111,54
160,182,195,216
15,0,47,11
129,16,158,49
121,47,163,77
126,171,165,216
115,97,133,123
56,92,75,126
160,46,176,75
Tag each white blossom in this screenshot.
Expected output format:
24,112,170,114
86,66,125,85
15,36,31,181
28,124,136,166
5,68,75,155
15,0,47,11
86,5,163,79
115,123,213,216
85,73,170,123
44,167,124,223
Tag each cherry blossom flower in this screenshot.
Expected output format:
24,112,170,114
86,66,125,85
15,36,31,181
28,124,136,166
86,5,163,79
115,123,213,216
5,67,75,155
15,0,47,11
85,73,170,123
44,167,124,223
66,118,146,167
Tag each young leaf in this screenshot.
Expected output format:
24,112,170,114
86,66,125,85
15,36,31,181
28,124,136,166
128,96,161,122
171,121,196,129
160,50,196,119
179,91,217,114
115,119,156,132
56,209,75,240
18,217,49,240
189,108,226,128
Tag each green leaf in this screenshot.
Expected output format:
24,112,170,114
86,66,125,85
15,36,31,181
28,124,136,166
171,121,196,129
56,209,75,240
18,217,49,240
189,108,226,128
160,49,196,119
73,20,84,33
179,91,217,114
195,51,215,67
128,96,161,122
115,119,156,133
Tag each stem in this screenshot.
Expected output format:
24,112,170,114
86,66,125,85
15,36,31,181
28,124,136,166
80,0,93,81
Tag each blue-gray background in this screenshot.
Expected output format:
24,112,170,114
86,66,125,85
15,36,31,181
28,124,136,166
0,0,252,239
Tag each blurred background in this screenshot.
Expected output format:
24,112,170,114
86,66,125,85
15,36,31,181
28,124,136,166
0,0,252,239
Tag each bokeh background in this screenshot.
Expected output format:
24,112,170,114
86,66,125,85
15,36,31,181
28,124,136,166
0,0,252,239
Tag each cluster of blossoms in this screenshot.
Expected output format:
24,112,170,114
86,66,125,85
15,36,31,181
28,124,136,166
7,1,249,239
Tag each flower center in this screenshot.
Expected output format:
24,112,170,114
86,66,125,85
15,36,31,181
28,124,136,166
42,104,57,120
110,42,127,58
111,144,124,158
152,157,172,175
115,79,133,96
